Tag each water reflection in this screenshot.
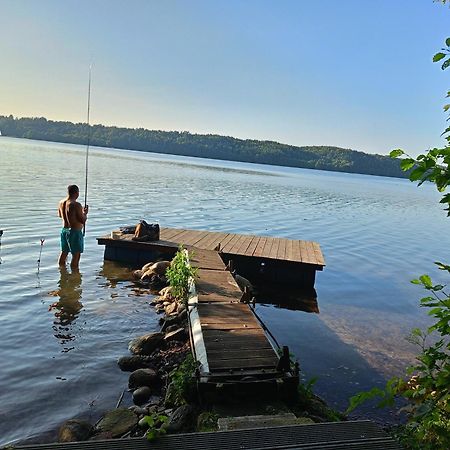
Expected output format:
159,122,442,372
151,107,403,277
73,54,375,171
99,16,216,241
254,284,319,313
49,268,83,350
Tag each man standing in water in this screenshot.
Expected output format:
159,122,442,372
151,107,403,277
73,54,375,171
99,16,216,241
58,185,88,269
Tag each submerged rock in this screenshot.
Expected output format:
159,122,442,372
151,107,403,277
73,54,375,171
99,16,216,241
58,419,93,442
129,368,159,390
128,332,164,355
117,355,154,372
133,386,152,405
96,408,137,438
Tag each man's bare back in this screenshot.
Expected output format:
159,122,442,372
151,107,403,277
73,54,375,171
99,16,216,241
58,199,86,231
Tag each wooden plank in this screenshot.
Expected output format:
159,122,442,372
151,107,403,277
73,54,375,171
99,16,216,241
161,228,188,241
268,237,280,259
220,233,241,253
196,268,241,293
206,348,277,360
277,238,287,260
204,232,230,251
208,357,278,370
252,236,268,257
285,239,294,261
193,231,223,250
227,233,248,254
184,230,211,246
261,237,275,258
305,241,316,265
181,230,209,246
235,234,255,256
159,228,183,240
245,236,261,257
300,240,309,263
197,303,259,325
312,242,325,266
189,249,226,271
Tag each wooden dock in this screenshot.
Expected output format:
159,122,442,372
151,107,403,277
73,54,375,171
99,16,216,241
186,248,287,390
97,226,325,287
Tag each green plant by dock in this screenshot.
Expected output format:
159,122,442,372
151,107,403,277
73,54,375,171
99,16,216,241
166,246,198,303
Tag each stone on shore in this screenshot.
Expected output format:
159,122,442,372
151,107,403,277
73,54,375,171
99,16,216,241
128,332,164,355
58,419,93,442
165,302,178,315
128,368,159,390
117,355,154,372
132,386,152,405
96,408,137,438
164,328,187,342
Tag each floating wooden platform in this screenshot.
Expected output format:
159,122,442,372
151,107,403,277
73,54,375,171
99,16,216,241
15,421,402,449
97,227,325,287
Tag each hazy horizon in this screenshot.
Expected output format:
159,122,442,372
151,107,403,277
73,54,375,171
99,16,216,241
1,1,448,157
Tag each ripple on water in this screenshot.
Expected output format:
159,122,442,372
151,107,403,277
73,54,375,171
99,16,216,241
1,137,449,444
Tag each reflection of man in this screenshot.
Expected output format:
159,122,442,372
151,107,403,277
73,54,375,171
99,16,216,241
58,185,88,269
51,267,83,330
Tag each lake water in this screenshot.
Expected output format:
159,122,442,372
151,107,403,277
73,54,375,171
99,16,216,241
0,137,449,445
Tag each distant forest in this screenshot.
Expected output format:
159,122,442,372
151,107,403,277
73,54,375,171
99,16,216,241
0,115,406,178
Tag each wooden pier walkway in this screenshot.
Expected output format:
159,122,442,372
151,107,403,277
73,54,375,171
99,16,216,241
186,248,285,385
98,226,325,287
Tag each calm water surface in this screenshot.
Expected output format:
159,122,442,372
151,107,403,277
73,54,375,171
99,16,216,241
0,137,449,445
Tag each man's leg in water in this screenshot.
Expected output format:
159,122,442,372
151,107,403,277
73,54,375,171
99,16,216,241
58,251,68,266
71,252,81,270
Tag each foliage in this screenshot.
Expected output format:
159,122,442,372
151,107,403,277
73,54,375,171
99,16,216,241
349,35,450,450
138,413,169,441
196,411,219,432
165,354,198,407
0,114,406,178
166,246,198,303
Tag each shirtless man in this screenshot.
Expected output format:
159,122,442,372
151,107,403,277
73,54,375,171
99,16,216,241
58,185,89,269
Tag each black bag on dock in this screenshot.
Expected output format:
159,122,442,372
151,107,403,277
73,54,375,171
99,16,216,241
132,220,160,242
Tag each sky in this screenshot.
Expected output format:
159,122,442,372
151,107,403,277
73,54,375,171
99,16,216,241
0,0,448,156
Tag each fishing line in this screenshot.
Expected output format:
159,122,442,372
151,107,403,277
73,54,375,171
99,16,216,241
83,65,92,237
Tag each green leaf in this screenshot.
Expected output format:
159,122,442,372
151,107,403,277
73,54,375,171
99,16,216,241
400,158,416,171
433,52,446,62
390,149,404,158
442,58,450,70
446,37,450,47
409,166,427,182
419,275,432,287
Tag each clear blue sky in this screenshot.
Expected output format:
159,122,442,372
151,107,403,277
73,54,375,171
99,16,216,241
0,0,448,156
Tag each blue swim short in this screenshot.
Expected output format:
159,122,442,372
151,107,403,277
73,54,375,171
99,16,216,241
61,228,84,254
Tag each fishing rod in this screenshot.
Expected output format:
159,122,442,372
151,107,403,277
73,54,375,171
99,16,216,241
83,65,92,237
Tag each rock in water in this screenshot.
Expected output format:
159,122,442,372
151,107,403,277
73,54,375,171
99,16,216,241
167,405,195,433
117,355,154,372
164,328,187,342
58,419,93,442
128,332,164,355
129,368,159,389
132,386,152,405
96,408,137,438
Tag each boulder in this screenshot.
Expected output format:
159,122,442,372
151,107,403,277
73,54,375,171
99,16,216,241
132,270,143,280
129,368,159,390
96,408,137,438
58,419,93,442
159,286,174,298
141,261,155,272
132,386,152,405
167,405,195,433
117,355,154,372
164,328,187,342
128,332,164,355
165,302,178,315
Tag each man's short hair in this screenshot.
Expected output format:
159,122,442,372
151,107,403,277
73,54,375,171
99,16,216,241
68,185,79,196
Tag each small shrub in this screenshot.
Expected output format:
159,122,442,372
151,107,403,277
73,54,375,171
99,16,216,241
166,246,198,303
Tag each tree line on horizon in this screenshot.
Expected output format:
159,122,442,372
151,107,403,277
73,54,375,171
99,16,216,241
0,115,406,178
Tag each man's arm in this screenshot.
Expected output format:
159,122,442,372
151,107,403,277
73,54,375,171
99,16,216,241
75,202,88,224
